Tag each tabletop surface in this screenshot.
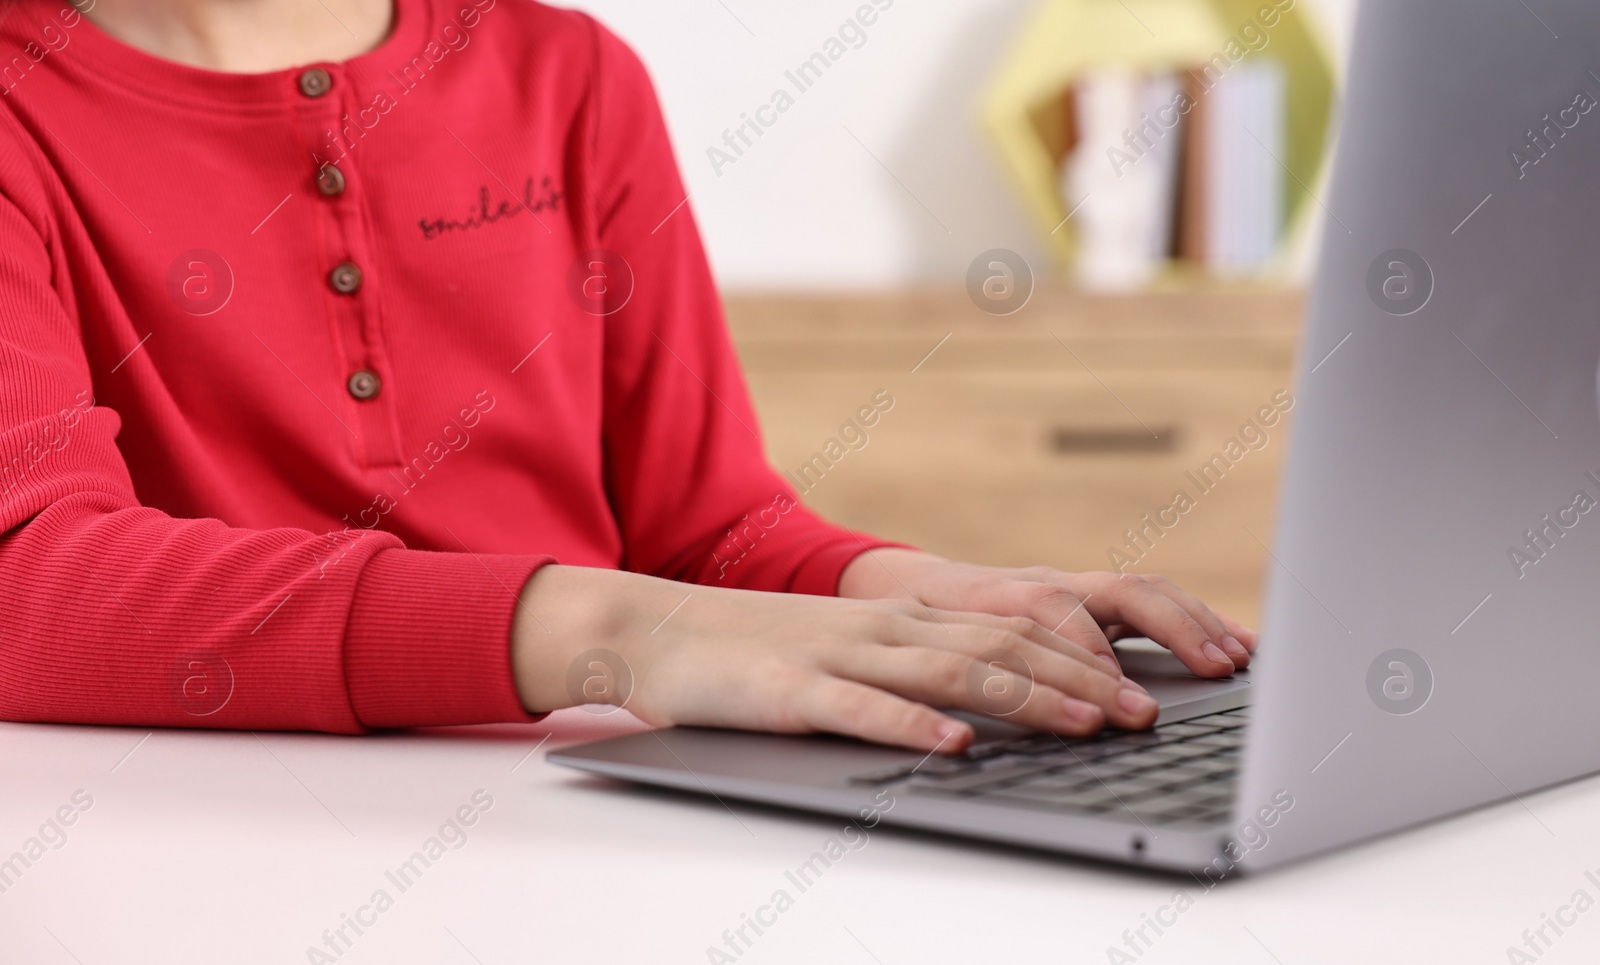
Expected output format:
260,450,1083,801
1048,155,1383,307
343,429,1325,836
2,711,1596,965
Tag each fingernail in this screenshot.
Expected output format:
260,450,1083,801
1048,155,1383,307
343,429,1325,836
936,720,970,747
1201,641,1231,666
1220,635,1250,663
1120,676,1149,695
1117,687,1157,716
1061,697,1103,725
1096,653,1121,673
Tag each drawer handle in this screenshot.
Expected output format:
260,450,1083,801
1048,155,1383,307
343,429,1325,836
1049,426,1180,455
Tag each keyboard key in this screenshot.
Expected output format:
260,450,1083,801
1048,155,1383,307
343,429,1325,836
1115,785,1193,807
1123,746,1201,765
1062,740,1135,761
1162,770,1233,791
963,735,1055,760
911,760,1059,793
1151,759,1214,777
970,759,1065,782
847,754,981,785
1077,761,1150,783
908,757,977,777
1103,774,1175,794
1034,767,1110,791
1097,732,1171,751
1183,733,1242,750
1154,722,1226,738
1185,713,1243,728
1180,767,1234,785
994,734,1071,756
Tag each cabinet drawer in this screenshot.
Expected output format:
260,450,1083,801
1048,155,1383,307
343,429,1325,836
728,289,1303,625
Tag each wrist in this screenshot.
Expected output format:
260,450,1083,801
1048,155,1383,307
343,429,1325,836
837,547,940,600
508,565,678,714
510,565,616,713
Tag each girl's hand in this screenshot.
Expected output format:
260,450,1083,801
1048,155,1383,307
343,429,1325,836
838,549,1257,677
511,565,1161,754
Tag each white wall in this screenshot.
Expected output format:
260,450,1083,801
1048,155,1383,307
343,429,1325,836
569,0,1359,290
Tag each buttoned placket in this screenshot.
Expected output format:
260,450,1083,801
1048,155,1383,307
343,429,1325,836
295,64,404,467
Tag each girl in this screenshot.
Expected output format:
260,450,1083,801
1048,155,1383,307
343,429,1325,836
0,0,1253,753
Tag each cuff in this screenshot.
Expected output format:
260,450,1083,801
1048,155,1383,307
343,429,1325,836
343,547,554,728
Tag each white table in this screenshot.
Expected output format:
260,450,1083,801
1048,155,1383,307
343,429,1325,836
1,712,1593,964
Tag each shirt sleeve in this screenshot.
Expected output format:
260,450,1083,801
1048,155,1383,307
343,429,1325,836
0,189,547,732
580,20,905,595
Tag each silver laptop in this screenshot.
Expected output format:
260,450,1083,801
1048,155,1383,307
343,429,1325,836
550,0,1600,874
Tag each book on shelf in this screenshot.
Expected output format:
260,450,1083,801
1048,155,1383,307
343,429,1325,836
1060,59,1287,290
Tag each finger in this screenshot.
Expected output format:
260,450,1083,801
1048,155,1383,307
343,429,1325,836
906,584,1121,675
831,643,1160,736
1214,610,1259,652
1142,575,1250,668
868,622,1159,730
1079,574,1236,677
956,608,1123,680
888,609,1127,696
841,645,1107,734
1007,582,1120,673
794,677,974,754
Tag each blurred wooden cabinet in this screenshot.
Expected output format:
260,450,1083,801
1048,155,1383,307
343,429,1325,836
724,288,1304,627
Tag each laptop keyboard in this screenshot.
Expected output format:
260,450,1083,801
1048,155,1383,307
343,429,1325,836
847,707,1248,828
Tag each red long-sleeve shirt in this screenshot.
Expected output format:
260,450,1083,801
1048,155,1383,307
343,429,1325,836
0,0,889,732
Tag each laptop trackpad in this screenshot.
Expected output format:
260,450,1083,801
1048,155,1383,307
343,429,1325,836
1118,641,1251,721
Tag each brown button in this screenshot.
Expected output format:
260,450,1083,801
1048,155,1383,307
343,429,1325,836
328,262,362,294
298,67,332,98
347,370,381,400
315,164,345,197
